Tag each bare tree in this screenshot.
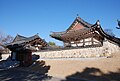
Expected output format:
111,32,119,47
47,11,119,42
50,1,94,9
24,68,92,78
104,29,115,37
1,35,13,44
0,32,13,53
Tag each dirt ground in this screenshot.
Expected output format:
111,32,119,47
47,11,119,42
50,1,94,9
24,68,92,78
0,51,120,81
42,51,120,80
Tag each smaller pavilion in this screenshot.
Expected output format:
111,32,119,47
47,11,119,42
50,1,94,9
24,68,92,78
6,34,48,66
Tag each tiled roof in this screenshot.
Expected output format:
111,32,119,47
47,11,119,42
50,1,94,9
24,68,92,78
77,16,92,27
50,16,93,41
13,34,27,42
50,20,120,45
7,34,40,45
93,22,120,45
6,34,48,48
66,16,92,31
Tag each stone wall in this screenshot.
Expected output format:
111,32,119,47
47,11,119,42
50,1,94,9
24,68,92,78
33,41,120,58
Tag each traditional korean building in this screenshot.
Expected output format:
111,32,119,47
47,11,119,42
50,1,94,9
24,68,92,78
50,16,120,47
6,34,48,66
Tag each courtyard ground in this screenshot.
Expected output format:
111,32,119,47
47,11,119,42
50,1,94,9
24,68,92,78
0,51,120,81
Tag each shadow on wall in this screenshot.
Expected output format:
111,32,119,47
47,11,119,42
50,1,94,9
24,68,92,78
0,60,51,81
62,67,120,81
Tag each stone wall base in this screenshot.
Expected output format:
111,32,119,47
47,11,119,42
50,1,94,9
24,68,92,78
33,41,120,58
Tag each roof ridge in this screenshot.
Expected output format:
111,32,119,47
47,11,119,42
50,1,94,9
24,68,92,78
13,34,27,42
77,16,92,27
66,16,92,31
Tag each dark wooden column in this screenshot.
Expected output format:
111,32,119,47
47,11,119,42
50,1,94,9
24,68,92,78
83,39,85,47
75,41,78,47
91,36,94,45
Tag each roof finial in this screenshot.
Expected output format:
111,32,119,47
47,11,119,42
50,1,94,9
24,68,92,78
77,14,79,17
37,33,39,35
96,20,100,28
97,20,100,25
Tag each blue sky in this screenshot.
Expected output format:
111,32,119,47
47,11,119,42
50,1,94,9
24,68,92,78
0,0,120,45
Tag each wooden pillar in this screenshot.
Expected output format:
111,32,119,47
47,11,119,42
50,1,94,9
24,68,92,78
75,41,78,47
83,39,85,47
100,39,103,46
69,42,71,47
91,36,94,45
76,43,78,47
